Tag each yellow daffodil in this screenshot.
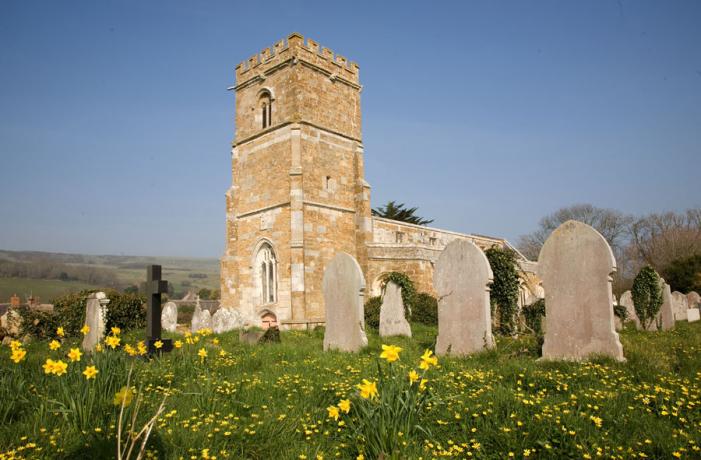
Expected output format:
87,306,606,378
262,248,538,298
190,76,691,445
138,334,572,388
10,340,22,351
198,348,208,360
338,399,351,414
408,370,419,384
357,379,378,399
419,378,428,392
67,348,82,362
110,326,121,336
154,340,163,349
95,343,104,353
174,340,183,349
327,405,340,420
43,358,55,374
10,347,27,364
419,349,438,370
124,344,137,356
52,360,68,376
80,324,90,335
49,340,61,351
83,365,98,380
137,341,147,355
113,386,134,407
212,338,219,345
56,327,65,337
105,335,121,349
379,344,402,363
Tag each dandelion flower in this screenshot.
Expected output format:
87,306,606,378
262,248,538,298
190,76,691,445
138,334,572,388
379,344,402,363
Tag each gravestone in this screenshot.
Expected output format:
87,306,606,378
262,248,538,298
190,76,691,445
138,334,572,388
687,291,701,309
322,252,368,352
687,308,700,323
538,220,624,361
672,292,689,321
82,292,109,352
434,239,494,356
618,291,640,329
212,308,243,334
191,297,212,333
161,302,178,333
659,281,675,331
379,281,411,338
145,265,173,354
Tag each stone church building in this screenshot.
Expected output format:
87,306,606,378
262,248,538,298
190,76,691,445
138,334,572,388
220,33,538,329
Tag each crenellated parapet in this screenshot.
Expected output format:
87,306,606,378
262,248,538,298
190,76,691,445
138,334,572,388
234,32,360,88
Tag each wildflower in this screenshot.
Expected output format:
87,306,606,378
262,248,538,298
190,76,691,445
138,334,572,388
10,340,22,351
154,340,163,350
419,349,438,370
67,348,82,362
198,348,208,360
379,344,402,363
80,324,90,335
52,360,68,376
219,349,228,357
11,347,27,364
124,344,137,356
113,386,134,407
357,379,378,399
49,340,61,351
327,405,340,421
419,379,428,392
137,341,147,355
212,338,220,345
83,365,98,380
43,358,56,374
338,399,351,414
105,335,121,349
56,327,65,337
174,340,183,349
408,370,419,384
111,326,121,336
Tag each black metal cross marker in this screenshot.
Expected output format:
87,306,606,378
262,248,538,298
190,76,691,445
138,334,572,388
146,264,173,355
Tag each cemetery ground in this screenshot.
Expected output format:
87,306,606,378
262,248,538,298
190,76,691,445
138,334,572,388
2,323,701,460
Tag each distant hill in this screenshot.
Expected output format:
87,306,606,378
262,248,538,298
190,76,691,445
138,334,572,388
0,249,220,304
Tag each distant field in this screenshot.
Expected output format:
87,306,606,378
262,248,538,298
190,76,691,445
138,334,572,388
0,277,99,304
0,249,221,302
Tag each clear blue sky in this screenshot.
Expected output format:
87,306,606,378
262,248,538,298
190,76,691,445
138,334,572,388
1,0,700,258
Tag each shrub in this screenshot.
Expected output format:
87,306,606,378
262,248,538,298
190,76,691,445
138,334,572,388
485,246,520,335
412,292,438,325
632,266,663,330
53,290,98,336
663,254,701,293
613,304,628,323
364,296,382,329
17,306,61,339
522,299,545,335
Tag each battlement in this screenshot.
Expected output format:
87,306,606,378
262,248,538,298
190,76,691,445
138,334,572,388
234,32,360,86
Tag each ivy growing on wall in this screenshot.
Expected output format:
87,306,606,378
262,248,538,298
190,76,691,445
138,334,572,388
485,246,520,335
631,266,663,330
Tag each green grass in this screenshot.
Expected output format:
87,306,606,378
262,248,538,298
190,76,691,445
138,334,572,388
1,322,701,459
0,278,99,304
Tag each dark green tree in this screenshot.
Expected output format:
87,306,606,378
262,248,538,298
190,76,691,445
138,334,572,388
371,201,433,226
663,254,701,293
198,288,212,300
485,246,520,335
631,266,663,330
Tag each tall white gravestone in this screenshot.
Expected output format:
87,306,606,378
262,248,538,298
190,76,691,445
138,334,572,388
672,292,689,321
379,281,412,338
538,220,624,361
659,281,675,331
322,253,368,352
82,292,109,352
161,301,178,333
434,239,494,356
619,291,640,329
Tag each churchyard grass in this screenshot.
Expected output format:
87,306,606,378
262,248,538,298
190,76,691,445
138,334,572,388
1,323,701,459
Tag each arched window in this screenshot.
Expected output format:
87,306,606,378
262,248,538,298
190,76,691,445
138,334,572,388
254,242,277,304
259,91,272,129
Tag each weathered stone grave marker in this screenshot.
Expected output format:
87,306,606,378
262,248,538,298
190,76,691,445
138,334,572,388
538,220,624,361
146,265,173,354
161,301,178,333
434,239,494,356
81,292,109,352
379,281,412,338
322,252,368,352
619,290,640,329
191,296,212,333
672,292,689,321
659,281,675,331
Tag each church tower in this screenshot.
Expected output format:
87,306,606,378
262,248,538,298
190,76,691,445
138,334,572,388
221,33,372,327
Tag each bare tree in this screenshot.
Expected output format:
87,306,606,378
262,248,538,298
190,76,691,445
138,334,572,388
517,204,634,261
629,208,701,273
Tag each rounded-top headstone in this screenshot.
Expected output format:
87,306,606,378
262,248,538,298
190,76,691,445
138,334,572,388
538,220,624,361
686,291,701,309
323,252,368,352
672,291,689,321
379,281,412,338
434,239,494,356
